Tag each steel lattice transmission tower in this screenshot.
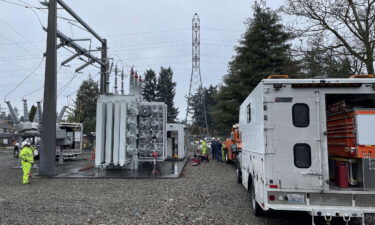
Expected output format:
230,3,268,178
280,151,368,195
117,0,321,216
185,13,209,137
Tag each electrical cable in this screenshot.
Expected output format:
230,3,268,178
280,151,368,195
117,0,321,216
0,18,43,54
67,21,88,32
0,0,38,8
4,0,79,24
17,0,47,9
3,56,45,101
29,6,45,28
57,74,78,96
21,64,63,99
57,71,100,99
0,32,42,58
21,86,44,100
107,28,190,37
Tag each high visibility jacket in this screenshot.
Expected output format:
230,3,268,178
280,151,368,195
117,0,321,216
221,145,226,161
201,141,208,155
19,146,34,164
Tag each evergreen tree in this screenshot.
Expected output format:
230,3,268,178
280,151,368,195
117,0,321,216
213,4,293,131
142,69,157,102
190,85,218,131
67,77,99,134
156,67,179,123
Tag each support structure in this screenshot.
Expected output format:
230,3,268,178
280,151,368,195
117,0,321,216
40,0,107,176
39,0,57,176
185,13,209,138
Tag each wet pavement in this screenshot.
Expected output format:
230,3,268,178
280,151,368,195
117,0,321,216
23,149,188,179
52,158,187,179
6,148,186,179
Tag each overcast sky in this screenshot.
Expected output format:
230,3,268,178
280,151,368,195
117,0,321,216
0,0,283,120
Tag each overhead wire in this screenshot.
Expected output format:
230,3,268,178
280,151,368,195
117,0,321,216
0,32,42,58
2,0,79,25
21,64,64,99
0,0,41,8
0,18,43,54
57,71,100,99
3,56,45,101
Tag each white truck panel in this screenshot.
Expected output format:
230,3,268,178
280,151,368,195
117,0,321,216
357,114,375,145
239,78,375,220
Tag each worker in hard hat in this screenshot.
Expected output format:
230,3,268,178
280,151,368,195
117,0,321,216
211,138,217,159
221,141,226,162
201,140,209,162
19,140,34,184
216,138,222,161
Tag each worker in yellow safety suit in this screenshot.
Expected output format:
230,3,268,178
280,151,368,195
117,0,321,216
19,140,34,184
221,142,226,162
201,140,208,156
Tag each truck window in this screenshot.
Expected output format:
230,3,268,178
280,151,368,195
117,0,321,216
294,143,311,168
247,103,251,123
292,103,309,127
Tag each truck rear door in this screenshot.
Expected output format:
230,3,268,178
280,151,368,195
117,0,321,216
268,96,323,190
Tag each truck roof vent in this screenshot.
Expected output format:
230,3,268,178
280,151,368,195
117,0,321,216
267,75,289,79
349,74,374,78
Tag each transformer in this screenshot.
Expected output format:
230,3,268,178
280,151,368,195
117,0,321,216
95,95,167,169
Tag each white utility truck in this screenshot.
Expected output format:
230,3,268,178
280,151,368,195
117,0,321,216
237,75,375,224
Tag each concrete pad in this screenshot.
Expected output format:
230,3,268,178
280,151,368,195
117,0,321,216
31,157,187,179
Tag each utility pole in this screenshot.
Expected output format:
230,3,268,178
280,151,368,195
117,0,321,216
185,13,210,138
39,0,57,176
39,0,107,176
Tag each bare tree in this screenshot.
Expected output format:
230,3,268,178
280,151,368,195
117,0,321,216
284,0,375,74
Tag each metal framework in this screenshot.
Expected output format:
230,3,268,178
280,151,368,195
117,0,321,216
40,0,108,176
185,13,209,137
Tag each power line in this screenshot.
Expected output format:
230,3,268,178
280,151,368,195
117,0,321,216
0,0,42,8
0,32,42,57
21,64,65,99
57,71,100,98
3,56,45,101
17,0,47,9
0,40,44,46
1,0,80,25
0,18,44,54
108,28,190,37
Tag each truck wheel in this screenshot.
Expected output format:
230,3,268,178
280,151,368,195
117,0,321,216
236,163,242,183
251,181,266,217
13,147,19,158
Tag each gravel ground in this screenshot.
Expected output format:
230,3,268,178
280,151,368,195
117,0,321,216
0,149,373,225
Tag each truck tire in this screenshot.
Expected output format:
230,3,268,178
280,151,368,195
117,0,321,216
236,162,242,183
13,147,19,158
250,181,266,217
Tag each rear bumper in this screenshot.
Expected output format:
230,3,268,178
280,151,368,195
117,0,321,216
266,191,375,217
268,204,374,217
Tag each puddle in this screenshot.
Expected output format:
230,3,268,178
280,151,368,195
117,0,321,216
39,158,188,179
